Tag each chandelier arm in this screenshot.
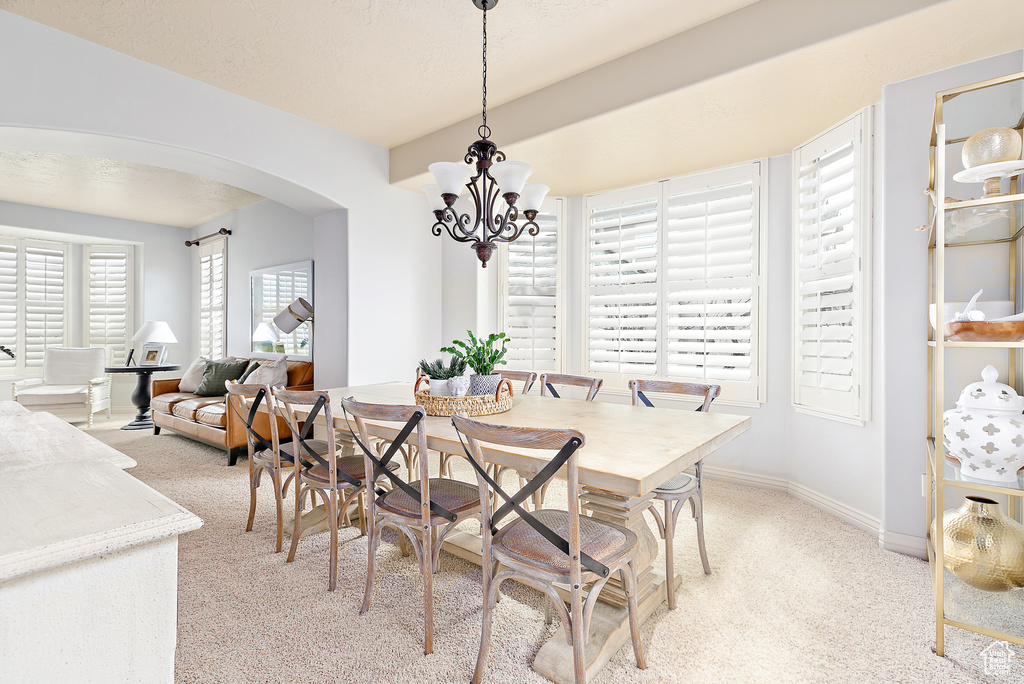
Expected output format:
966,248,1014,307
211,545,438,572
433,212,477,243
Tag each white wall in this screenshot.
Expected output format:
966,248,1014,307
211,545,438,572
0,200,191,406
878,49,1024,554
0,10,442,390
189,200,315,360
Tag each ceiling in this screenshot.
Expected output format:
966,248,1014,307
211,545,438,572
1,0,1023,219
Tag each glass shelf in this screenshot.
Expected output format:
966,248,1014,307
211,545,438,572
939,76,1024,143
941,568,1024,640
928,340,1024,348
941,459,1024,497
936,198,1023,246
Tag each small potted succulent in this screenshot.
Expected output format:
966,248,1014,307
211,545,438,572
441,330,508,396
418,357,467,397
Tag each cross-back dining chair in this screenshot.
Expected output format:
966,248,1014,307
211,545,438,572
520,372,604,510
452,415,646,684
342,397,484,656
274,389,388,591
500,369,538,394
540,372,603,401
226,381,291,552
628,378,720,610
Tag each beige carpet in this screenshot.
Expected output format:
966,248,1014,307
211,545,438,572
87,426,1024,683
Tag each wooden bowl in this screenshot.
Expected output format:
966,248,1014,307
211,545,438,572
945,320,1024,342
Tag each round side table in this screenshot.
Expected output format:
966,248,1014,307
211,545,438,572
105,364,182,430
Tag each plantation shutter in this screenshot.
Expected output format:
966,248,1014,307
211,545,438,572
86,245,133,364
504,198,561,372
793,111,871,421
23,240,68,368
664,164,760,399
199,238,227,360
586,185,660,376
0,239,17,371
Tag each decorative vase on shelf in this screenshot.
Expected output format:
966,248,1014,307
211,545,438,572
931,496,1024,592
428,378,450,397
447,375,470,397
469,373,502,396
942,365,1024,483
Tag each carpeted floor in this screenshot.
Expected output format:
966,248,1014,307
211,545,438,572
87,426,1024,683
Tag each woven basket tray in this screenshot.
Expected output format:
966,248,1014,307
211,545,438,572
413,376,514,417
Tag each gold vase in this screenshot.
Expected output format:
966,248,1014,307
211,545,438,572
931,496,1024,592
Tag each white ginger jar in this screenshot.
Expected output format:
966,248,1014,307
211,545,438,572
943,365,1024,483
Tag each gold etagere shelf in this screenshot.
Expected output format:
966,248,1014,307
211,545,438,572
927,71,1024,657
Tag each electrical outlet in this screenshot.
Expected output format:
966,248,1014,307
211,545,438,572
921,473,927,498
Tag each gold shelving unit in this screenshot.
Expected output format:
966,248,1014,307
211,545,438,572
927,71,1024,656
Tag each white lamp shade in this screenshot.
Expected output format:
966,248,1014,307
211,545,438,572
252,322,280,343
422,184,447,212
428,162,474,196
519,183,550,212
273,297,314,334
132,320,177,344
490,160,533,196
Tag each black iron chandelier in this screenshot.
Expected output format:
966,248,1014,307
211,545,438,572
424,0,549,268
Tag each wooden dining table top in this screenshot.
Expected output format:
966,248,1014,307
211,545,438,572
300,382,750,498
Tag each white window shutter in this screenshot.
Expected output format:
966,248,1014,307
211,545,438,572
585,185,660,377
199,238,227,360
664,163,761,401
0,239,17,372
503,198,562,372
254,265,311,356
23,240,68,368
85,245,133,364
793,110,871,421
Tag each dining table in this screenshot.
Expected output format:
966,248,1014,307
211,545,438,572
288,381,750,684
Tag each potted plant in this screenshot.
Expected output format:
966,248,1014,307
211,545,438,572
440,330,508,396
418,357,467,397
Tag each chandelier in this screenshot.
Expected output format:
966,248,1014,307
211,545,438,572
424,0,549,268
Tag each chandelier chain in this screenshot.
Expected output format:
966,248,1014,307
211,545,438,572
479,2,489,139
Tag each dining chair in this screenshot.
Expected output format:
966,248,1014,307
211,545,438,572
499,369,537,394
275,389,392,591
226,381,292,553
521,372,604,510
341,397,484,655
628,379,720,609
452,415,646,684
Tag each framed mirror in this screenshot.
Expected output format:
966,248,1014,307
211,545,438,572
250,260,313,361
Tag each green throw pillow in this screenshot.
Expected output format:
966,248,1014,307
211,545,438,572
195,360,250,397
237,360,260,384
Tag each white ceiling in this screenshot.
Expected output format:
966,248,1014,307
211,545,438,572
1,0,1023,219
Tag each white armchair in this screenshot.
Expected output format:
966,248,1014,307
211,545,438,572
12,348,111,428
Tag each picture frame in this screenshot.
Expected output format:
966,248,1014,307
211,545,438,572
140,343,167,366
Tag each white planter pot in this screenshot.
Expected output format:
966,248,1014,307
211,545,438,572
428,378,450,396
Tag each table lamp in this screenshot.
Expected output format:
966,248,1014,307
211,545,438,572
252,321,281,353
129,321,177,365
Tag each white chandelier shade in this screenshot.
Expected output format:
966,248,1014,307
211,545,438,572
428,162,474,196
518,183,550,212
489,160,533,196
422,184,447,212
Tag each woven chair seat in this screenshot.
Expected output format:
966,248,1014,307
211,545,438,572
376,478,481,521
493,510,637,575
304,455,397,485
654,471,697,497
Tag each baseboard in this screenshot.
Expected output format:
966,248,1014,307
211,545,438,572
787,482,881,536
703,464,884,539
702,464,790,492
878,529,927,559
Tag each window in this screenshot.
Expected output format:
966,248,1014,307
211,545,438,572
0,236,69,374
792,109,871,422
199,238,227,360
500,198,563,373
584,162,765,403
85,245,134,365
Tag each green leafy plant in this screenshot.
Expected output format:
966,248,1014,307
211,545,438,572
418,356,467,380
440,330,508,376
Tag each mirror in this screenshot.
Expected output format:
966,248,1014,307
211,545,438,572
250,260,313,361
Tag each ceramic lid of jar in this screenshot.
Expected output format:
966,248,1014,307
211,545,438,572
956,364,1022,413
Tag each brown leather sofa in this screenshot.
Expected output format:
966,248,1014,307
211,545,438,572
150,359,314,465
